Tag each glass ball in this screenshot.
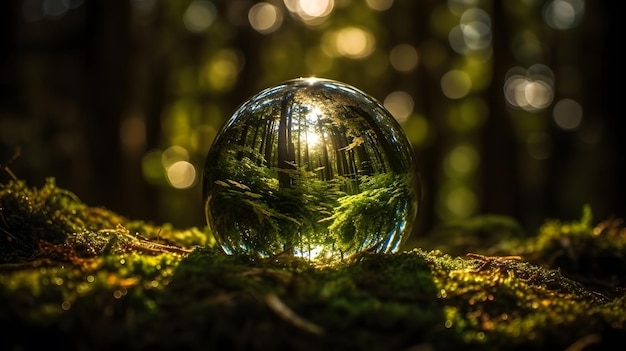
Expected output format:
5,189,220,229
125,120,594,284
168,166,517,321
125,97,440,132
202,78,420,263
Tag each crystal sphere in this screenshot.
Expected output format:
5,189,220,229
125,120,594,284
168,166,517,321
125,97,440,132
202,78,420,262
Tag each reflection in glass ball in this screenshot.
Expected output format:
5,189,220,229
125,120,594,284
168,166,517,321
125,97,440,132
202,78,420,263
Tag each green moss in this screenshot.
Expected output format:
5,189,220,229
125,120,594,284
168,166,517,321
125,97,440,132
1,179,625,350
522,204,626,296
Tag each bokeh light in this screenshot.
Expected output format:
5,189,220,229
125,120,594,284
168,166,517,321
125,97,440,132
323,27,376,59
460,8,491,50
449,8,492,54
161,145,189,168
447,0,481,16
389,44,419,72
143,146,197,189
203,49,243,92
444,144,479,176
553,98,583,131
166,161,197,189
183,1,217,33
284,0,334,25
543,0,585,30
444,98,488,133
142,149,166,184
249,2,283,34
439,183,478,220
441,70,472,99
384,91,414,124
447,186,477,218
403,115,430,146
366,0,394,11
504,64,555,111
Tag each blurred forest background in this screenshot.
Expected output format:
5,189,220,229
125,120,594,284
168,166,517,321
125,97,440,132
0,0,622,242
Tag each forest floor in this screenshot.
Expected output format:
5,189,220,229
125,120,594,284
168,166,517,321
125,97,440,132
1,177,625,350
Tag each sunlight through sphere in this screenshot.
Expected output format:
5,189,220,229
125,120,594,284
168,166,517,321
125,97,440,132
202,78,421,263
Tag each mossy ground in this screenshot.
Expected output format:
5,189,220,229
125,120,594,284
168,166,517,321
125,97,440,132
1,177,625,350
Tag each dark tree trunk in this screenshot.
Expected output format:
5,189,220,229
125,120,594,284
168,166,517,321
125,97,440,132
277,94,296,187
84,0,131,213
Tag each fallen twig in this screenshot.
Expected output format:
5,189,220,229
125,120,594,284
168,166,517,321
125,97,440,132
264,292,324,335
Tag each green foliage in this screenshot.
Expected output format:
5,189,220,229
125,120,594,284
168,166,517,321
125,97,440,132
523,205,626,295
325,173,413,252
209,147,415,260
422,214,527,256
0,178,212,263
0,178,91,262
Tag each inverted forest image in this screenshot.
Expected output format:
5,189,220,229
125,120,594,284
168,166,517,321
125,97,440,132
203,78,419,262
